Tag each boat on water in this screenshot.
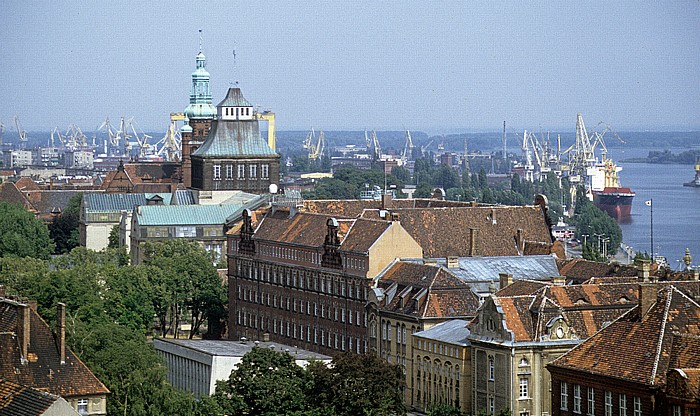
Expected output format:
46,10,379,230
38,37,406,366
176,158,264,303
683,156,700,187
587,157,635,222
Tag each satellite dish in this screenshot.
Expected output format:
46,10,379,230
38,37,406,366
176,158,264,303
269,184,278,194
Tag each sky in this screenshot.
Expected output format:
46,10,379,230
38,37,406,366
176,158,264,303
1,1,699,133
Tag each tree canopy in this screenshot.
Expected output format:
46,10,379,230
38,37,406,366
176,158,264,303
0,202,54,259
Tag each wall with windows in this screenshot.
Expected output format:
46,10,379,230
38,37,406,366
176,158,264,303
412,337,470,413
192,157,279,193
549,369,654,416
66,395,107,416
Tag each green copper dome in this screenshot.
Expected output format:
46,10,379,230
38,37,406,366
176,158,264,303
184,51,216,120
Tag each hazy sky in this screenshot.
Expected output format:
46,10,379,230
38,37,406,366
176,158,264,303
1,1,698,133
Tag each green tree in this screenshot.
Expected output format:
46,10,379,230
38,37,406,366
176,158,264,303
214,347,311,416
108,225,120,249
142,240,226,338
308,352,405,416
48,194,82,254
427,403,462,416
0,202,54,259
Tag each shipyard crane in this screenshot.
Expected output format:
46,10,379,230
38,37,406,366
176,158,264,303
370,130,382,160
420,139,434,157
63,124,88,150
50,126,64,147
14,116,28,148
154,112,185,161
0,121,4,146
401,129,415,162
308,129,326,160
256,111,276,152
364,129,371,149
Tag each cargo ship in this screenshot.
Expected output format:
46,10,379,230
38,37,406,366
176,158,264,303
587,157,635,222
683,156,700,187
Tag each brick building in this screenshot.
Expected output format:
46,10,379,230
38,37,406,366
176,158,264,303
547,282,700,416
228,206,422,356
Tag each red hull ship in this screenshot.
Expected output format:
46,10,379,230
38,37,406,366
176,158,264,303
593,187,635,222
588,158,635,222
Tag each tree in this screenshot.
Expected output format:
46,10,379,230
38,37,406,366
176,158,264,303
142,240,226,338
48,194,82,254
213,347,311,416
0,202,54,259
108,225,120,249
308,352,405,416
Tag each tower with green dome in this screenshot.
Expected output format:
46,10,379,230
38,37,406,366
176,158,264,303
182,37,217,187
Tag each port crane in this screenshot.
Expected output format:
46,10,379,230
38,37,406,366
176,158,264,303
370,130,382,160
304,128,326,160
13,116,28,148
0,121,5,146
420,139,434,157
401,130,414,162
256,111,276,152
153,112,185,161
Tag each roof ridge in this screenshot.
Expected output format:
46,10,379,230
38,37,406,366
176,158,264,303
650,286,673,384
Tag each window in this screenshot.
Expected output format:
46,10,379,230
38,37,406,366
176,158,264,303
605,391,612,416
489,397,495,415
262,164,269,179
519,377,529,398
176,226,196,237
561,382,569,410
249,164,257,178
488,356,495,381
77,399,88,415
573,384,581,413
619,394,627,416
689,409,697,416
226,164,233,179
238,164,245,179
213,164,221,180
633,397,641,416
672,406,681,416
588,387,595,415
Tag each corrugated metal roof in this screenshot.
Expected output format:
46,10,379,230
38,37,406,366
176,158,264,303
414,319,471,345
83,191,197,213
135,203,246,226
405,255,559,295
216,88,252,107
192,119,277,158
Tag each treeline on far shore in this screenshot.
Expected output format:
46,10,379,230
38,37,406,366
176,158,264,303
622,149,700,164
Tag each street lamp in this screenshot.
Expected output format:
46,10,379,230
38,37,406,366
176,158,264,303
582,234,589,246
601,237,610,258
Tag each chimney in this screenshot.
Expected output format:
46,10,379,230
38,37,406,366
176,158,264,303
499,273,513,290
638,284,658,316
552,276,567,286
17,304,30,365
447,256,459,269
636,259,651,282
516,229,525,253
0,285,5,298
57,303,66,364
382,192,393,209
262,332,270,342
27,300,38,311
693,268,699,281
469,228,479,256
391,212,400,222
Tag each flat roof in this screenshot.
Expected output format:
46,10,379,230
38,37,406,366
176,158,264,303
153,338,331,361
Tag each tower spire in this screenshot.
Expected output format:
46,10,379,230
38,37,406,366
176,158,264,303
199,29,203,53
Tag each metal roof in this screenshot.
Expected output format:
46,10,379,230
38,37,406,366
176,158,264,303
83,191,196,213
216,88,252,107
153,339,331,361
192,119,277,158
414,319,471,346
405,255,559,295
135,203,246,226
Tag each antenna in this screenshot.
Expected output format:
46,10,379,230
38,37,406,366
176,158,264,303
198,29,203,52
232,45,239,87
502,120,507,160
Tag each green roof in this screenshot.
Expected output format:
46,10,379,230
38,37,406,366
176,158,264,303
135,203,246,226
191,119,277,158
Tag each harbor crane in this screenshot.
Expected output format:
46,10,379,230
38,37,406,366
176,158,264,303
370,130,382,160
13,116,28,148
401,129,414,162
256,111,276,152
0,121,5,146
154,112,185,161
305,128,326,160
420,139,434,157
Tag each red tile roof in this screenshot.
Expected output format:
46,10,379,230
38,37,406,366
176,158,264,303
550,284,700,386
0,299,109,398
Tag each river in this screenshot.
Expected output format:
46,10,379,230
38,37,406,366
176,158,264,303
606,147,700,268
